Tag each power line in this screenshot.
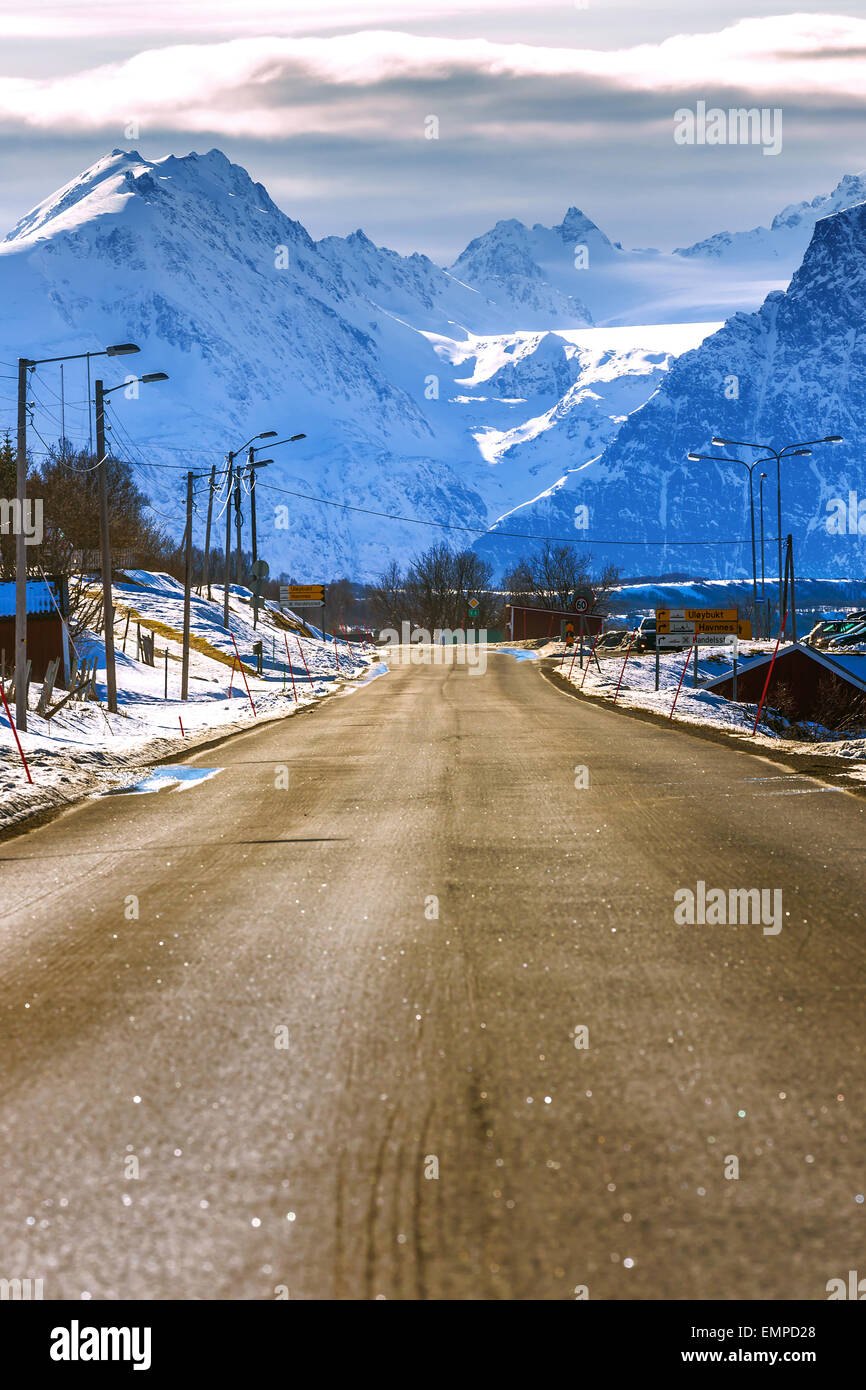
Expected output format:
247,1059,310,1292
256,480,766,548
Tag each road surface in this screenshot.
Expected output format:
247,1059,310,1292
1,652,863,1300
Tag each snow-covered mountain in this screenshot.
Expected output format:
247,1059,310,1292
1,147,862,583
476,199,866,581
0,147,712,579
674,171,866,266
450,172,866,328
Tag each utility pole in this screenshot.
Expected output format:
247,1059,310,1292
220,430,281,626
234,467,243,585
788,534,798,643
201,464,216,600
13,340,145,728
95,378,118,714
248,446,258,568
14,357,29,730
223,457,233,630
181,471,193,700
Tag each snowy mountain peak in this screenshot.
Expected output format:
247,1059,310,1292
482,195,865,578
552,206,610,247
674,169,866,267
3,146,317,255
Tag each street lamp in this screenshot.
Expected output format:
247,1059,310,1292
245,432,306,626
712,434,842,633
14,342,140,731
687,450,771,619
95,370,169,712
247,433,306,557
758,472,769,600
222,431,278,629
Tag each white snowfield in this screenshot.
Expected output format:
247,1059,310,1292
0,571,374,831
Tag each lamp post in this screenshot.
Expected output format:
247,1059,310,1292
222,431,277,630
687,450,770,618
246,432,305,571
246,458,272,631
758,472,768,597
711,434,843,632
95,371,168,712
14,342,139,731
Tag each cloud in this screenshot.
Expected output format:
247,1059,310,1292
0,16,864,139
0,0,526,40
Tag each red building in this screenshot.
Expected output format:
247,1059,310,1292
506,604,603,642
703,642,866,723
0,577,71,683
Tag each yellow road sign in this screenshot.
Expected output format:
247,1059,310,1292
286,585,325,600
657,610,751,639
693,618,751,636
657,607,738,623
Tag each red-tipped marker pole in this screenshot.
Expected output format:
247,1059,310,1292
669,639,696,721
580,629,603,690
0,679,33,783
295,634,314,691
283,634,298,702
229,634,257,717
612,638,634,705
751,609,788,735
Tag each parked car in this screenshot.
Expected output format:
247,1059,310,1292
805,619,846,648
808,612,866,649
631,617,657,652
828,620,866,649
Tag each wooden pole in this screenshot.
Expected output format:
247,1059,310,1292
181,471,193,701
201,464,216,600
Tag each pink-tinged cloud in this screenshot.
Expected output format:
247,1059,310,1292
0,17,864,138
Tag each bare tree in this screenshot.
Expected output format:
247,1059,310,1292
367,560,404,630
323,577,355,634
503,542,620,613
405,544,496,630
368,546,499,631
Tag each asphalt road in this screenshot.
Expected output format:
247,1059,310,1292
1,652,864,1301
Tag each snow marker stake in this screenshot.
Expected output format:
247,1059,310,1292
179,717,185,737
283,634,298,702
751,609,788,735
229,634,257,717
567,626,587,681
0,679,33,783
296,634,314,691
612,639,634,705
580,629,603,690
669,639,697,721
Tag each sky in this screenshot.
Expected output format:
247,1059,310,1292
0,2,865,260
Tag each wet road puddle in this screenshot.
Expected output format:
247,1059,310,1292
105,767,224,797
